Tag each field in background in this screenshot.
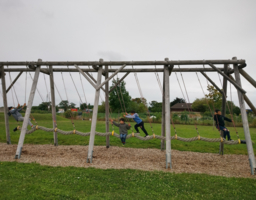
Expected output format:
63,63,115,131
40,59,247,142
1,113,255,155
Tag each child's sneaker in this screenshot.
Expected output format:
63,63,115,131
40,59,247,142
144,135,149,137
13,127,18,132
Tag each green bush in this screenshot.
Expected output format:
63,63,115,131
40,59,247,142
64,110,77,119
252,118,256,127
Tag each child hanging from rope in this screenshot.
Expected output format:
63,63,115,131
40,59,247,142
124,111,149,137
110,118,131,146
8,103,34,132
214,109,233,141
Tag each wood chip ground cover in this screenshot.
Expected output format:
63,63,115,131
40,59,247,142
1,143,255,179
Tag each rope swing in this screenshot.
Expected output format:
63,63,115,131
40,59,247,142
132,63,155,135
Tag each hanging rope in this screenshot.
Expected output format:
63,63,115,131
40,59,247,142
202,64,219,130
67,66,83,104
61,69,75,129
26,66,44,102
7,66,19,106
132,63,154,134
216,68,239,139
43,73,50,102
176,65,199,136
196,72,213,116
154,62,163,94
25,72,27,103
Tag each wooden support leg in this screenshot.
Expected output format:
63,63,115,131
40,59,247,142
219,64,228,155
164,64,171,169
49,65,58,146
105,65,110,148
0,65,11,144
233,57,256,175
161,67,165,151
87,66,103,163
15,62,41,159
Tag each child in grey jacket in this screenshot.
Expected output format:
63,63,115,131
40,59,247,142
8,103,34,131
111,118,131,146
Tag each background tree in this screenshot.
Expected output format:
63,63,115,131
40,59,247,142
192,98,208,112
80,103,93,110
58,100,76,111
149,101,162,112
127,100,147,113
38,102,51,111
109,79,132,112
98,101,105,113
59,100,69,111
205,85,222,109
170,97,186,107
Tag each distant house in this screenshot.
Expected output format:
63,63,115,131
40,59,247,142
171,103,194,112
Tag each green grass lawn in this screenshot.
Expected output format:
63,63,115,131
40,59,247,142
1,113,256,199
1,113,255,155
0,162,255,200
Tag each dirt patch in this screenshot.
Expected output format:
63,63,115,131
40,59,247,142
0,143,255,179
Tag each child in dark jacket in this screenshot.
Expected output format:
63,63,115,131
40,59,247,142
111,118,131,146
214,109,233,141
124,110,149,137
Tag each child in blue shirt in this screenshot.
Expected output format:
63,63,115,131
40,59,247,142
124,110,149,137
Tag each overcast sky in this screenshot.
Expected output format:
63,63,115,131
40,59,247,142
0,0,256,110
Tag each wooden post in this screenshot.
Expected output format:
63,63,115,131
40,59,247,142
87,64,103,163
105,64,110,148
161,59,168,150
0,65,11,144
49,65,58,146
15,59,41,159
219,64,228,155
164,62,171,169
161,72,165,151
221,64,228,115
233,57,256,175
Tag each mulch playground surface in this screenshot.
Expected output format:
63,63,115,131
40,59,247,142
0,143,255,179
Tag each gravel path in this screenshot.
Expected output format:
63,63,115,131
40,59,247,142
0,143,255,178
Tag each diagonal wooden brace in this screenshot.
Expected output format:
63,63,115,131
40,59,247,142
96,64,126,90
208,63,246,94
75,65,97,89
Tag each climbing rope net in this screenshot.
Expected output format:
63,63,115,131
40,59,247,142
23,125,248,145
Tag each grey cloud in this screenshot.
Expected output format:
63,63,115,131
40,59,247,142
98,51,126,61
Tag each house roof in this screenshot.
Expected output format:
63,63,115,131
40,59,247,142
171,103,192,109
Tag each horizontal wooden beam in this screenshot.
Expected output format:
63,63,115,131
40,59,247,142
6,71,23,93
109,72,130,93
4,67,226,73
208,63,246,94
200,72,224,95
0,59,245,66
